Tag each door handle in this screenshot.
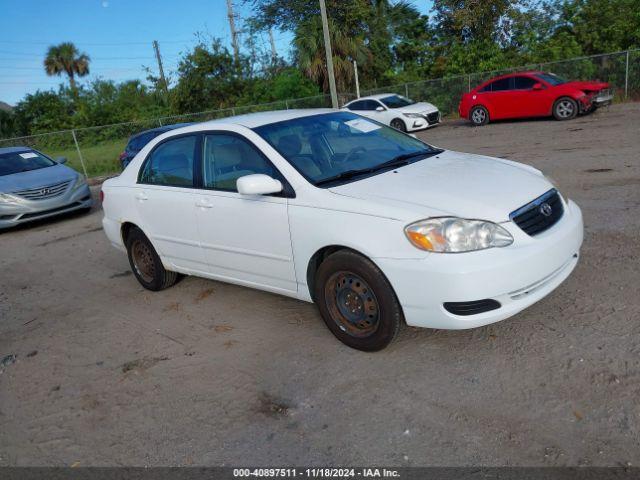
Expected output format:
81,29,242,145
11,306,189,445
195,199,213,209
135,192,148,201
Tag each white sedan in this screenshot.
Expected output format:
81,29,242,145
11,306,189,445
342,94,441,132
102,109,583,351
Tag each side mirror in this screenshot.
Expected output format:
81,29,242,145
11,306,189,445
533,83,544,91
236,174,283,196
55,156,68,164
375,106,385,112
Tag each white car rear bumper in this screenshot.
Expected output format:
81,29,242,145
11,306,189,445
375,200,583,329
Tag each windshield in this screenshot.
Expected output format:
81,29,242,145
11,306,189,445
0,150,56,177
380,95,416,108
535,72,567,86
253,111,440,187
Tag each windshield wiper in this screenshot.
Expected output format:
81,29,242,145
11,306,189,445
315,168,376,186
370,149,441,171
314,149,442,187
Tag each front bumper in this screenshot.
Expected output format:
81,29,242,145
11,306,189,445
405,111,441,132
593,89,613,106
375,199,584,329
0,184,93,229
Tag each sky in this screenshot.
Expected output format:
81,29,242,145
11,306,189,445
0,0,431,106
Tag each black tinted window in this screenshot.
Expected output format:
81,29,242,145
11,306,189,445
490,77,514,91
202,134,276,191
0,150,56,176
141,135,196,187
348,101,366,111
369,100,384,110
514,76,537,90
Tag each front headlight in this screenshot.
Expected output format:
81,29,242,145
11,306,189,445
405,217,513,253
72,174,87,190
404,113,423,118
0,193,19,204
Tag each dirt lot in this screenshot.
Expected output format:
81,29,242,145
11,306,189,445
1,103,639,467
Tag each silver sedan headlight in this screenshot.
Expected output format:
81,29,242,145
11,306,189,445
405,217,514,253
0,193,20,204
71,174,87,190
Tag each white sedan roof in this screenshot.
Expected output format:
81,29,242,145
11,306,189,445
203,108,336,129
344,93,400,104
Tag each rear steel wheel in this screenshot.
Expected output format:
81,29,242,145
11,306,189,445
131,239,156,284
470,106,489,126
125,227,179,291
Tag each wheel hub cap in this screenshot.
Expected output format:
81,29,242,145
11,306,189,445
326,272,380,337
132,240,155,283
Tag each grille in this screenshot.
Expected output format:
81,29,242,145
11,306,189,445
510,189,564,236
443,299,501,316
13,180,71,200
19,202,81,219
426,112,440,124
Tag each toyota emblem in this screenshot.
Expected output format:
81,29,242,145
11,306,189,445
539,202,553,217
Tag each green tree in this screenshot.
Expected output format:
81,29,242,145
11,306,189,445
294,15,369,93
170,40,246,113
44,42,90,99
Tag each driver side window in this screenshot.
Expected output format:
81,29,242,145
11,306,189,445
202,134,276,192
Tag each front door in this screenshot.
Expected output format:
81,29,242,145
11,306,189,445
194,132,297,293
135,134,206,273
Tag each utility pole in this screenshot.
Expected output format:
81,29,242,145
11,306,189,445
152,40,169,98
353,60,360,98
319,0,338,108
268,28,277,63
226,0,240,67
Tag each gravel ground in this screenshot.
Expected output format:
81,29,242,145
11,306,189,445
1,103,639,467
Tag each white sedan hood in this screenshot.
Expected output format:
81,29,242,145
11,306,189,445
329,150,553,222
398,102,438,114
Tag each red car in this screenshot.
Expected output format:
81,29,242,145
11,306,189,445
459,71,613,126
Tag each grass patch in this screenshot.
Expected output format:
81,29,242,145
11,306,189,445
46,139,126,177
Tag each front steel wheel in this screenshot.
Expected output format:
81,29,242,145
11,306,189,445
315,250,403,351
325,271,380,338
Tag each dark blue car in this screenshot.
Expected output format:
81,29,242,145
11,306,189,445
119,123,193,169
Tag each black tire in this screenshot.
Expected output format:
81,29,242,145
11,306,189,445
314,250,403,351
390,118,407,132
125,227,178,291
470,105,489,126
553,97,578,120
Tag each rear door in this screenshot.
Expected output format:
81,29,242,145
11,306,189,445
480,77,517,119
134,134,207,273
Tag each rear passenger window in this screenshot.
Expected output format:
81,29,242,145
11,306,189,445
514,76,537,90
490,77,514,91
140,135,196,187
347,101,366,111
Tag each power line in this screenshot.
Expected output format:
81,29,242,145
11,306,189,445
0,39,197,46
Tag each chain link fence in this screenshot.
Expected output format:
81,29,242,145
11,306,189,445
1,49,638,179
0,93,355,179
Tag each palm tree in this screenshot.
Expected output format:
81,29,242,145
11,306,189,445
44,42,90,98
294,16,370,94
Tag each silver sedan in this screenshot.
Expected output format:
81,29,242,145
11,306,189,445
0,147,93,229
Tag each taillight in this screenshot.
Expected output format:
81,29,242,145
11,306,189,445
119,152,127,160
100,190,104,203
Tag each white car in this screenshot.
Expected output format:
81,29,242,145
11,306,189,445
102,109,583,351
342,93,441,132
